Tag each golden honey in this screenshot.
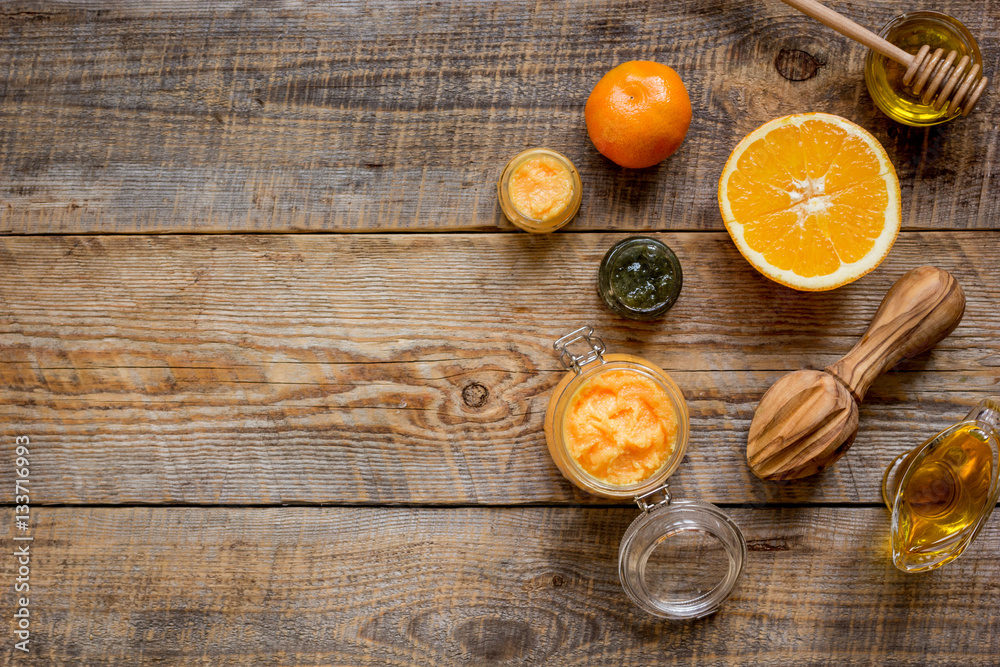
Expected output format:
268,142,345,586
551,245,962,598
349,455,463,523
865,11,982,126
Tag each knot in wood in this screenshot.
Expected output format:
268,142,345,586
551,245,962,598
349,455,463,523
775,49,824,81
462,382,489,408
454,618,533,662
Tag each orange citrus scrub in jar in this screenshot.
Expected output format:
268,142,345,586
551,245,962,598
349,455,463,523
563,369,678,486
510,156,573,220
498,148,582,233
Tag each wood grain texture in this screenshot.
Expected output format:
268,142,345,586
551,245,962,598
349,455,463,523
2,506,999,666
0,0,997,233
1,2,997,663
1,231,997,505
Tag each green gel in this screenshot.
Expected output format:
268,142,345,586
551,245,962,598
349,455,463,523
598,237,683,320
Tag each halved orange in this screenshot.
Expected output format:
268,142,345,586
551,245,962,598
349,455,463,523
718,113,901,291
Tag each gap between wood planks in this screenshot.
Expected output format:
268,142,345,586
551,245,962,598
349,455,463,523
0,227,996,236
0,500,905,509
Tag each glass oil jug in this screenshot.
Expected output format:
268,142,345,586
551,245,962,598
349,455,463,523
882,399,1000,572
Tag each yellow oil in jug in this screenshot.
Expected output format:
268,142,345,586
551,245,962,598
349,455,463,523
892,424,993,565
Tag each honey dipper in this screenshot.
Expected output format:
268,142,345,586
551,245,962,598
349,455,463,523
747,266,966,481
780,0,989,115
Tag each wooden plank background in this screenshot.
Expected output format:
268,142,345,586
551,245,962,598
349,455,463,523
3,507,1000,665
1,0,999,664
1,232,998,506
0,0,997,233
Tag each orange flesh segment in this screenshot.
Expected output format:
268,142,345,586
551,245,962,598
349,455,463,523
727,118,890,278
508,156,574,221
563,369,678,486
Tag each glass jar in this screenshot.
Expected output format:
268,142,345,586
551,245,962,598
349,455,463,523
544,327,689,498
497,148,583,233
864,11,982,126
598,236,683,320
620,488,747,619
544,326,747,619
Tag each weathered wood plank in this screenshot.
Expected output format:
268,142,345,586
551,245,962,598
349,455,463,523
0,0,996,232
1,506,997,665
1,231,997,504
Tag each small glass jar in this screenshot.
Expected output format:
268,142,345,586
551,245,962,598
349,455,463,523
864,11,982,126
598,237,683,320
497,148,583,233
544,326,747,619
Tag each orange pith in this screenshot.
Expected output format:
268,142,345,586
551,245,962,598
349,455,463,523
585,61,692,169
719,113,901,291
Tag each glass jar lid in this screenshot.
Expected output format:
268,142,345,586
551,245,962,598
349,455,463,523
618,485,746,620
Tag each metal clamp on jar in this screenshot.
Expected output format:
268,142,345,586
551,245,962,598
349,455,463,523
544,326,747,620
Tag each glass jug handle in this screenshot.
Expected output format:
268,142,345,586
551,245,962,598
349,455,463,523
964,398,1000,434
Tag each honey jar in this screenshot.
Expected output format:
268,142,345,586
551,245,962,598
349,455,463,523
864,11,983,126
544,326,746,619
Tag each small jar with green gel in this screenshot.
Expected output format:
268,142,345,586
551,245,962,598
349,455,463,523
598,237,683,320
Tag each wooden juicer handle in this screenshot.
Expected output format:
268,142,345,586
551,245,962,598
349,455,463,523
826,266,966,403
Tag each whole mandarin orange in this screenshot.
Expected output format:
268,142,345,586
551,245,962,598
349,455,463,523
585,61,692,169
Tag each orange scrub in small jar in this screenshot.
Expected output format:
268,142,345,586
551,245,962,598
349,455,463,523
508,156,574,221
563,369,678,486
497,148,582,233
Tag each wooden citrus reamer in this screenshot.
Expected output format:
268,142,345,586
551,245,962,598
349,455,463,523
748,266,966,481
781,0,989,115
